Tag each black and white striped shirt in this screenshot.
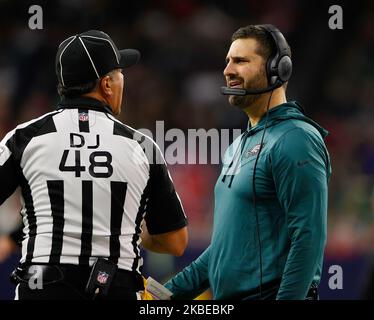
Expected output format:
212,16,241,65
0,97,187,273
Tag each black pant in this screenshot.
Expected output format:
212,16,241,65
14,264,142,300
17,282,138,300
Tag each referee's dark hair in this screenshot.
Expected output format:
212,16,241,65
231,25,291,89
57,80,99,99
57,69,116,99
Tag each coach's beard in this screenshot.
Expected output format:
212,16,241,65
228,72,267,109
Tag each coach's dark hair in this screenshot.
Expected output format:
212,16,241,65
232,25,293,61
57,79,99,99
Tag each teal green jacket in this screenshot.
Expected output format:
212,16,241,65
165,101,331,300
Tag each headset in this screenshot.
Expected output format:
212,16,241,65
221,24,292,299
221,24,292,96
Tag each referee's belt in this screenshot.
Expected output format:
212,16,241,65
11,263,145,292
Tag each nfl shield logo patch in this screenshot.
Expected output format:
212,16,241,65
79,112,89,122
97,271,109,284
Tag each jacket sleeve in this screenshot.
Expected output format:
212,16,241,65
164,246,211,299
270,127,330,300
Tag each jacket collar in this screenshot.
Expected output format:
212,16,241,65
57,97,114,115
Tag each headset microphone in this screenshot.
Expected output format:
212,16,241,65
220,80,283,96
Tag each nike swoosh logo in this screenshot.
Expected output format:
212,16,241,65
297,160,310,167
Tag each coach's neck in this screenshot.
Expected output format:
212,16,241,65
244,86,287,127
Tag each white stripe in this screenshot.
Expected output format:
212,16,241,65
58,35,74,48
175,191,187,219
78,37,100,79
81,35,120,64
0,144,11,165
14,284,19,300
59,36,76,87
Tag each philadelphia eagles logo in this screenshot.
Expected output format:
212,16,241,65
245,143,264,157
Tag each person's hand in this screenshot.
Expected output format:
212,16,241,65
0,235,18,263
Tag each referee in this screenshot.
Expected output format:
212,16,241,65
0,30,188,300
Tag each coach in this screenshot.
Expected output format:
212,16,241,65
165,24,331,300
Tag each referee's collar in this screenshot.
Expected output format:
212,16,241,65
57,97,114,115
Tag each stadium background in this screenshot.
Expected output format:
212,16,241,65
0,0,373,299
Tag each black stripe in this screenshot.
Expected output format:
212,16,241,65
11,111,58,264
109,181,127,264
131,182,150,272
79,181,93,266
35,116,57,137
47,180,65,264
20,177,37,264
6,112,58,162
112,119,134,139
78,109,89,133
0,155,20,205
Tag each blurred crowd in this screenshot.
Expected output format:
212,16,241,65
0,0,373,298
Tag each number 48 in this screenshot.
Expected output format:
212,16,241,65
59,150,113,178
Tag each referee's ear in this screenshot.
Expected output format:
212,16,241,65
99,75,113,98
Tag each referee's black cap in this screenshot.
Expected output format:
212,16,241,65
56,30,140,87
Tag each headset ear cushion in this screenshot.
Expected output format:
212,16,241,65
277,55,292,82
266,56,277,85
